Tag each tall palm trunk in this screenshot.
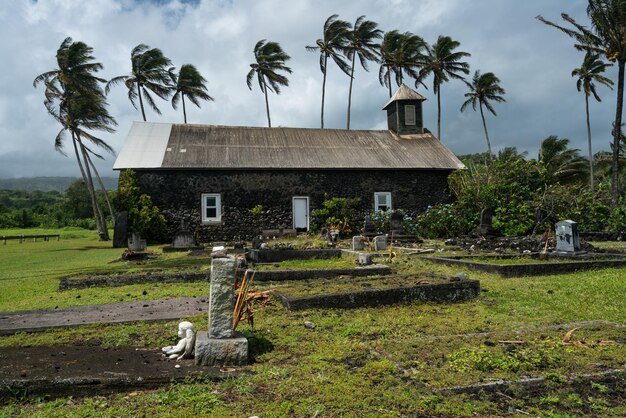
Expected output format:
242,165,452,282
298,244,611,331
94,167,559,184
182,93,187,124
71,134,102,234
585,93,595,191
263,78,272,128
479,102,493,162
387,66,392,98
81,146,108,240
436,85,442,140
321,54,328,128
137,81,146,121
346,54,356,130
611,60,624,208
86,152,115,222
73,133,108,240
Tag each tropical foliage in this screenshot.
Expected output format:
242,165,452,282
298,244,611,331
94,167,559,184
246,40,292,128
378,30,426,97
416,35,471,140
537,0,626,207
306,14,351,128
106,44,175,121
417,137,626,238
0,182,112,229
344,16,382,130
116,169,166,242
311,197,361,236
33,37,116,240
171,64,214,123
572,52,613,190
460,71,506,159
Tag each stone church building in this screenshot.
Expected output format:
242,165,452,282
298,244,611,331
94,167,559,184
113,84,464,241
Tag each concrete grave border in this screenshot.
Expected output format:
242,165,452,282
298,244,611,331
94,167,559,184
273,275,480,311
421,253,626,277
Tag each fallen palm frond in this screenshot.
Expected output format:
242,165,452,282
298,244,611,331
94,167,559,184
562,328,615,348
233,269,272,330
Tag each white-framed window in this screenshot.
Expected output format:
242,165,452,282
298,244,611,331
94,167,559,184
201,193,222,224
374,192,392,212
404,104,416,125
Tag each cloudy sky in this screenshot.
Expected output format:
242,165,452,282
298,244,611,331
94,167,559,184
0,0,616,178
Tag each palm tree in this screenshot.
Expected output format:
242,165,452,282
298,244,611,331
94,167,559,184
460,71,506,160
572,52,614,191
537,0,626,207
306,14,351,128
378,30,427,97
345,16,382,130
416,35,471,141
171,64,214,124
246,39,292,128
106,44,174,121
537,135,589,185
34,37,117,240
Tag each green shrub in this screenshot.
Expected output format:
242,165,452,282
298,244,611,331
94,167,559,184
117,169,166,242
311,197,361,236
417,204,475,238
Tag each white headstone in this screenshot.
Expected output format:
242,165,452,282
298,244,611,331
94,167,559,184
358,253,372,265
374,235,387,251
352,235,365,251
555,220,580,253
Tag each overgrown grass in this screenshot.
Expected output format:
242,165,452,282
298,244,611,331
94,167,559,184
0,228,207,311
1,233,626,416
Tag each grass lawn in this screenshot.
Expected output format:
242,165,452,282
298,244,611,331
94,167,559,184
1,231,625,416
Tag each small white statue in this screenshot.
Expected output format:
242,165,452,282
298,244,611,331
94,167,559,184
162,321,195,360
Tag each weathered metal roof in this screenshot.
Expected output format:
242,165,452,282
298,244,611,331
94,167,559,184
382,84,427,110
113,122,171,170
114,121,465,170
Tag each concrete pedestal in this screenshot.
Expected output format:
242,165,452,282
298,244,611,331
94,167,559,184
194,331,249,366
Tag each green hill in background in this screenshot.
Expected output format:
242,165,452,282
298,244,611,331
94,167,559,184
0,177,118,192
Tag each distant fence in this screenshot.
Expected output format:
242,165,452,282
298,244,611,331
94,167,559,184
1,234,60,245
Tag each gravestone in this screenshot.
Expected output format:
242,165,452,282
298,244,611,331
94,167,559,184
390,211,405,236
127,232,146,252
358,253,372,265
472,207,501,237
363,215,377,237
172,220,196,247
164,219,203,252
352,235,366,251
195,255,248,366
374,235,387,251
251,236,263,250
555,220,580,253
112,211,128,248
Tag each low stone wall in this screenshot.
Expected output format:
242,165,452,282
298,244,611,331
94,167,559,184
247,248,342,263
422,253,626,278
274,279,480,310
581,231,626,241
240,264,392,282
59,271,208,290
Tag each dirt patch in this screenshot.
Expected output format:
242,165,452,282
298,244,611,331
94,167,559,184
0,345,243,402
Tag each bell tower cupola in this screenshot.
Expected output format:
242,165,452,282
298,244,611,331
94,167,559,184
382,84,426,135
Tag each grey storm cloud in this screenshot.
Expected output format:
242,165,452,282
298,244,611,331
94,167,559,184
0,0,616,178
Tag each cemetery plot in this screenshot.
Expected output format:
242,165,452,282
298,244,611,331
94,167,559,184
267,274,479,310
422,252,626,277
358,321,626,391
247,248,342,263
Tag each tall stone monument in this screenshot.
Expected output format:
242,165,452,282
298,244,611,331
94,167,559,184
195,255,249,366
471,208,501,238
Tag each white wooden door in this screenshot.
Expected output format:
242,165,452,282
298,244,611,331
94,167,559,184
292,197,309,231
